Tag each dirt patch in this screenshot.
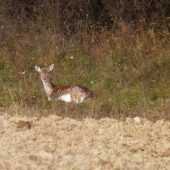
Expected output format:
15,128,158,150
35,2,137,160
0,114,170,169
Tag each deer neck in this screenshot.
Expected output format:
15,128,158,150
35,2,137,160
42,79,54,100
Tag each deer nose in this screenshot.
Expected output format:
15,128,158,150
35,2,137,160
44,78,47,81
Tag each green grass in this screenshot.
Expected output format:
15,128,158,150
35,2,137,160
1,18,170,121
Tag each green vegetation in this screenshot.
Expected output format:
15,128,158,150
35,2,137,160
1,0,170,121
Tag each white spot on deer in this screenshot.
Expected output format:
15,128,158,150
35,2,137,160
59,94,71,102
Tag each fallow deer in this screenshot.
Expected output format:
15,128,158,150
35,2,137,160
34,64,93,104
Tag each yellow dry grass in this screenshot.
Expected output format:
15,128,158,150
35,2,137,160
0,114,170,169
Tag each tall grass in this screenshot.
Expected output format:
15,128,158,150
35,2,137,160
1,3,170,121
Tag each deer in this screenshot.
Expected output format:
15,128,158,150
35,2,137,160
34,64,93,104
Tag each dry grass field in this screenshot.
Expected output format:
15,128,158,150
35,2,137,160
2,1,170,169
1,112,170,170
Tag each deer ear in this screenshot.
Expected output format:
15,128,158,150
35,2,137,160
48,64,54,72
34,66,41,73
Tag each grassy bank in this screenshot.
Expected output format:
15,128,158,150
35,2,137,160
1,4,170,121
